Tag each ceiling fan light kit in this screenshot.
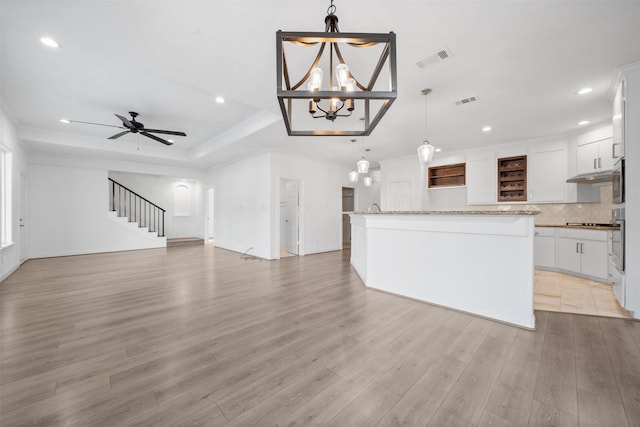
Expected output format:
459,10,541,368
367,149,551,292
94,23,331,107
276,0,397,136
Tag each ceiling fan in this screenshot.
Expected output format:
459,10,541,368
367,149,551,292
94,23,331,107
68,111,186,145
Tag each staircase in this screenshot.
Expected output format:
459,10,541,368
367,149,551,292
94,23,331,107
108,178,166,238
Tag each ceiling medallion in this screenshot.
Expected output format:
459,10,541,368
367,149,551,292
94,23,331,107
276,0,397,136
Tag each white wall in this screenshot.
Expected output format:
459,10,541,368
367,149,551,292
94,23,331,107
271,151,353,259
379,155,422,211
28,162,165,258
206,150,354,260
0,105,28,281
109,171,205,239
207,152,272,259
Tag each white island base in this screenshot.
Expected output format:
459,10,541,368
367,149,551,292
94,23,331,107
349,211,538,329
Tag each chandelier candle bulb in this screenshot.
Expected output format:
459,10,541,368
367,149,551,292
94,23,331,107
336,63,350,89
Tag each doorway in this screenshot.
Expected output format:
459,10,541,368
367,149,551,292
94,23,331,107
280,178,300,257
206,187,214,243
19,172,27,262
342,187,354,249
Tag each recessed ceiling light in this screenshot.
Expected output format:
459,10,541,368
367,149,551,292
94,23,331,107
40,37,60,48
577,87,593,95
578,120,590,126
435,148,442,152
215,96,225,104
482,126,492,132
60,118,70,124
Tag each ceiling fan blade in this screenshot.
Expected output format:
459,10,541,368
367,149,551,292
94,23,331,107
108,130,130,140
143,129,187,137
69,120,126,129
115,113,135,130
141,131,173,146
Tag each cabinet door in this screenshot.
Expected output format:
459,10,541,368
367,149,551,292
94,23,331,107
598,138,614,171
576,142,599,175
558,237,581,274
581,239,608,280
466,157,496,205
528,150,565,202
535,235,556,268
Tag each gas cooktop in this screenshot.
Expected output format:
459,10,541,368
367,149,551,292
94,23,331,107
566,222,615,227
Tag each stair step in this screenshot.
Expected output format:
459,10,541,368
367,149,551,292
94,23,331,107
167,238,205,248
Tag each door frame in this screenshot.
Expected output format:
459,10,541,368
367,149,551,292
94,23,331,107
278,177,303,258
205,187,214,242
19,171,28,262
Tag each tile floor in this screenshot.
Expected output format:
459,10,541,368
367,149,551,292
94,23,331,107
534,269,631,318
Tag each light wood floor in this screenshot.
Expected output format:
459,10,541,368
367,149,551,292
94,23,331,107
535,270,631,318
2,246,640,426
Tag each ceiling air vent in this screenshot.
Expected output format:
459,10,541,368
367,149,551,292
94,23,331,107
416,48,452,69
455,96,478,106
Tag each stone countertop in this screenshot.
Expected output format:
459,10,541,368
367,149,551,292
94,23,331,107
536,224,616,231
349,209,540,216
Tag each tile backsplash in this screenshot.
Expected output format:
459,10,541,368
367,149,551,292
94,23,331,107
473,186,613,225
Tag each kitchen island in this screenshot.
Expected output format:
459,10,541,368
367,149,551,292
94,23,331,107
349,210,539,329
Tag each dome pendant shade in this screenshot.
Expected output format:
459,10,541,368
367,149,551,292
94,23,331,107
348,170,359,183
363,176,373,187
357,157,370,174
417,141,435,163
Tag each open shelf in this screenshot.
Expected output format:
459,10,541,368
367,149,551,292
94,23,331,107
498,155,527,202
428,163,466,188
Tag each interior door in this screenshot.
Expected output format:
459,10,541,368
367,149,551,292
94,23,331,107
285,180,299,255
19,172,27,262
206,187,214,240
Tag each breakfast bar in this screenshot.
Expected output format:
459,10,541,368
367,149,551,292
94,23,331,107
349,210,540,329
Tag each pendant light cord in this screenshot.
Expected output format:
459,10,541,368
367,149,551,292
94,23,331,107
422,88,431,142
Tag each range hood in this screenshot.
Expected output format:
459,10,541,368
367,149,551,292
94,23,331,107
566,170,614,184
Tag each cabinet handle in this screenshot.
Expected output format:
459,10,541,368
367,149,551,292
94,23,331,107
598,158,602,169
593,159,597,170
576,242,580,253
581,243,585,254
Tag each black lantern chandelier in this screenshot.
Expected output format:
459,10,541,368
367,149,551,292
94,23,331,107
276,0,397,136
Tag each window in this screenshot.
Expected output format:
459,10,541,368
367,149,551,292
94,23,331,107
0,144,13,246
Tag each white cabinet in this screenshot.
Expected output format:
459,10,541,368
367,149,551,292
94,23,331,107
528,149,566,202
576,138,614,175
534,227,556,269
466,152,496,205
557,229,608,281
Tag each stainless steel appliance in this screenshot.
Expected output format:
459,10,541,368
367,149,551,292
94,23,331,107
612,207,625,272
612,159,625,204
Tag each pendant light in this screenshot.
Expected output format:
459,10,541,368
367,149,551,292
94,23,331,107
348,139,359,182
417,88,436,163
357,148,370,174
363,176,373,187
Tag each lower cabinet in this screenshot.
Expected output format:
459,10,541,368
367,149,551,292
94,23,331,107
557,229,608,281
534,227,556,269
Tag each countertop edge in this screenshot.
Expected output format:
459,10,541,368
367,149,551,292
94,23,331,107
348,210,540,216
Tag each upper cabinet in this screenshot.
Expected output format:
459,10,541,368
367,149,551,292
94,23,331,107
612,79,626,160
466,151,496,205
575,125,614,175
528,147,566,202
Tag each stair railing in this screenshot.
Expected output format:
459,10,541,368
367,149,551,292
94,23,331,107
108,178,165,237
